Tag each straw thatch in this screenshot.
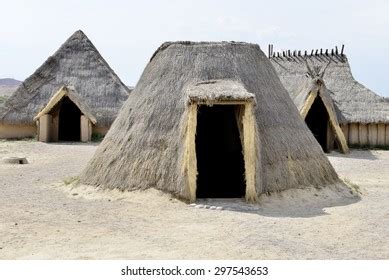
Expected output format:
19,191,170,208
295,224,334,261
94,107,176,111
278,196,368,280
0,30,130,127
270,48,389,124
80,41,341,202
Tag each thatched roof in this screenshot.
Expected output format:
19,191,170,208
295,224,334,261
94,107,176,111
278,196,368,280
80,41,340,201
0,30,130,126
270,49,389,124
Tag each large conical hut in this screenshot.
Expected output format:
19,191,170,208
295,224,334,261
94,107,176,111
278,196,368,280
81,41,342,202
0,30,130,141
270,46,389,148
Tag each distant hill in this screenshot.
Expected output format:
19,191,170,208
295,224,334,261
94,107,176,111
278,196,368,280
0,78,21,86
0,78,21,103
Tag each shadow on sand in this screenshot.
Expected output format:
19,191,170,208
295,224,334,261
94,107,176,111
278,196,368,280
195,185,361,218
327,150,377,160
44,141,100,147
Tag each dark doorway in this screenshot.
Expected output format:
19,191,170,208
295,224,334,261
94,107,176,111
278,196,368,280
58,97,81,141
305,97,329,152
196,105,245,198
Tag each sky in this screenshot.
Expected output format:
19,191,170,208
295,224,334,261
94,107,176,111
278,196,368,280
1,0,388,96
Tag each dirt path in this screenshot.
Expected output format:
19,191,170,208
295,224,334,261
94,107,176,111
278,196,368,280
0,141,388,259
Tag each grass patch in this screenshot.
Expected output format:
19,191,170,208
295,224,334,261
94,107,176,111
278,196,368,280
0,96,8,104
91,132,105,142
349,144,389,151
63,176,79,185
342,178,362,195
2,136,36,142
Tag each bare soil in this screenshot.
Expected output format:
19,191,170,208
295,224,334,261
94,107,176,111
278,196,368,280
0,140,388,259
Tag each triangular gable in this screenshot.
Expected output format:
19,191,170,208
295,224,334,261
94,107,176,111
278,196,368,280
34,86,97,124
296,78,349,153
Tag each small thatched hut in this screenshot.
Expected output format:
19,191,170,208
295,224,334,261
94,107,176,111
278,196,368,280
81,41,342,202
280,60,349,153
270,46,389,148
0,30,130,141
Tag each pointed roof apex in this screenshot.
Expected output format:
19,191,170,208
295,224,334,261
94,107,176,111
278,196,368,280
66,29,90,42
73,29,86,36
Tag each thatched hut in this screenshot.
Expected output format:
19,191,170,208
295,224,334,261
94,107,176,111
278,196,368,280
0,30,130,141
280,60,349,153
270,46,389,148
80,41,342,202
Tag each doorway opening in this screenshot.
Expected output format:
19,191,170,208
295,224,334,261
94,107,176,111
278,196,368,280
305,97,330,152
195,105,246,198
58,97,81,141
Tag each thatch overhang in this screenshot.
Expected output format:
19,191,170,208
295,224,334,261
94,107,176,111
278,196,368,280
0,30,130,127
270,50,389,124
186,79,256,105
33,86,97,124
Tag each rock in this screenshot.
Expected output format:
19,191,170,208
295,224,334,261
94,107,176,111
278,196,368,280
216,207,223,211
189,203,196,207
195,204,204,209
2,157,28,164
210,206,217,210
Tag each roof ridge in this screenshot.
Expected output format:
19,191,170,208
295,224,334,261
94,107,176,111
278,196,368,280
267,44,347,61
149,41,260,62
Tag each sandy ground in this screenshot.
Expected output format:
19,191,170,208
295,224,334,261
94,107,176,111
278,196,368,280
0,140,388,259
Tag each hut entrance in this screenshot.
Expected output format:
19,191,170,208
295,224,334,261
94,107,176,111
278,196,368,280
58,97,81,141
305,96,330,152
195,105,245,198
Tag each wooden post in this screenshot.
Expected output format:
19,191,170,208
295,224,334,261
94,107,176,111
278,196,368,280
377,124,386,146
386,125,389,145
80,115,91,142
368,124,378,146
359,124,368,145
341,124,349,144
349,123,359,145
39,114,52,142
